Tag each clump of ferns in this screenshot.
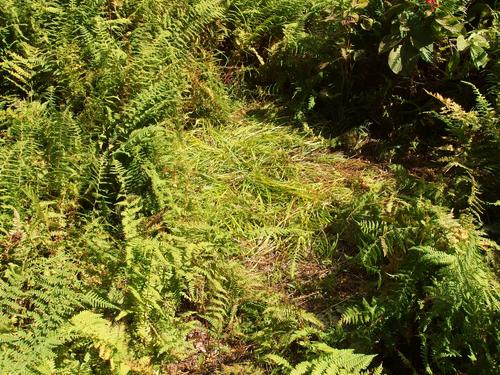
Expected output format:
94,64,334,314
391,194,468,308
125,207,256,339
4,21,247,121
113,195,198,362
112,126,171,210
0,249,126,374
0,99,88,204
183,58,234,128
230,294,329,366
266,340,383,375
337,195,500,374
427,83,500,220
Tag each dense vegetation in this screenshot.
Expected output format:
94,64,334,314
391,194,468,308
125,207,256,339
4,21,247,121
0,0,498,374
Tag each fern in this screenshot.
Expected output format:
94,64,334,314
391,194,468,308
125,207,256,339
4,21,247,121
267,347,382,375
0,254,85,374
334,183,500,374
67,311,132,375
428,85,500,219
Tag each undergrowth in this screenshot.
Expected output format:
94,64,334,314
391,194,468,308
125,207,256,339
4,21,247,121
0,0,498,374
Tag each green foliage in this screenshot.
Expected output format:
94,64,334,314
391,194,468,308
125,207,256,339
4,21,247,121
267,346,383,375
67,311,132,375
0,254,85,374
333,173,500,374
428,84,500,220
0,0,498,374
224,0,499,145
378,0,498,74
